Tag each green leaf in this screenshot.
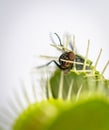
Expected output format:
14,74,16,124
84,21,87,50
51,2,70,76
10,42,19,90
47,69,109,99
46,98,109,130
13,97,109,130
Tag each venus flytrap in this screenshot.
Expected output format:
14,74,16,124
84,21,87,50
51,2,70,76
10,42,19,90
14,38,109,130
1,33,109,130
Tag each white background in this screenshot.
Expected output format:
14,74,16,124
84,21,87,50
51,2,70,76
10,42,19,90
0,0,109,105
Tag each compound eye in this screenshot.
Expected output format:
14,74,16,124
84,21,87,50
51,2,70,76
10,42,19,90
68,52,75,60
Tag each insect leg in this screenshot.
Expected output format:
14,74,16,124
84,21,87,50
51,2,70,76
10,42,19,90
54,33,63,46
37,60,61,69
